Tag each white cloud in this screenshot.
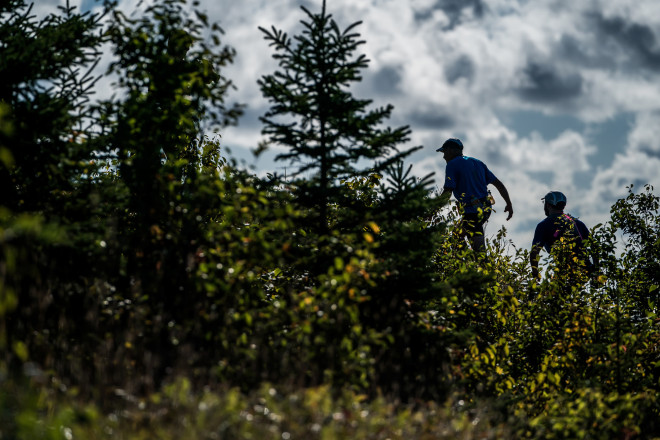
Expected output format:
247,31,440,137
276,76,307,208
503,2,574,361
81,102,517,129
510,130,597,182
628,111,660,155
587,151,660,213
32,0,67,16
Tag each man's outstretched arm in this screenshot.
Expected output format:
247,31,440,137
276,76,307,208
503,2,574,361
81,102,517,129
491,179,513,220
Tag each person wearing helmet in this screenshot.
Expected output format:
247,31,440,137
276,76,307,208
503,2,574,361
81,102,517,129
437,138,513,253
530,191,596,279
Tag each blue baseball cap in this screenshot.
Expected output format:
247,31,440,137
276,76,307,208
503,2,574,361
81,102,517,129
542,191,567,206
436,138,464,152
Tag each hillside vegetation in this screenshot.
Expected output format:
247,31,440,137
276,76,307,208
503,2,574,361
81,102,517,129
1,1,658,438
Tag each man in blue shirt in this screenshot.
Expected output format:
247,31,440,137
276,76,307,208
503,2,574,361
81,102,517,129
530,191,596,279
438,138,513,252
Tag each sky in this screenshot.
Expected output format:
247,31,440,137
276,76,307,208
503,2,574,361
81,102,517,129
37,0,660,253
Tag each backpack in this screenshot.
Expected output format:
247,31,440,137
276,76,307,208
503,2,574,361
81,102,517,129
552,214,594,274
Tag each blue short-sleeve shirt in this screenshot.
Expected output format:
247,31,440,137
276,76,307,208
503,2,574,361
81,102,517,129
444,156,497,213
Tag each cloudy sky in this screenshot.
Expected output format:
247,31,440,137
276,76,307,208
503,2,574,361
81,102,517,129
41,0,660,252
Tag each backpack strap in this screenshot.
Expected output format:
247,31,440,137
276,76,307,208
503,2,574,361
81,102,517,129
564,214,583,240
552,214,583,240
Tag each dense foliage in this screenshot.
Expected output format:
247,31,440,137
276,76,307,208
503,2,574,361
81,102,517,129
1,1,659,438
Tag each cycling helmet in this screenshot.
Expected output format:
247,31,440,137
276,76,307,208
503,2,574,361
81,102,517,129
542,191,567,207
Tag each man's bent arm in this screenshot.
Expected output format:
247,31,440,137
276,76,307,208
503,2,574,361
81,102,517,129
491,179,513,220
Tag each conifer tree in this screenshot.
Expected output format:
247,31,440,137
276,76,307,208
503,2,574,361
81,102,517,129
258,1,449,400
0,0,109,383
258,0,419,231
0,0,105,213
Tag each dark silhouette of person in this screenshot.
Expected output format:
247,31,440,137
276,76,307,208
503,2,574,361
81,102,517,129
438,138,513,253
530,191,597,280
